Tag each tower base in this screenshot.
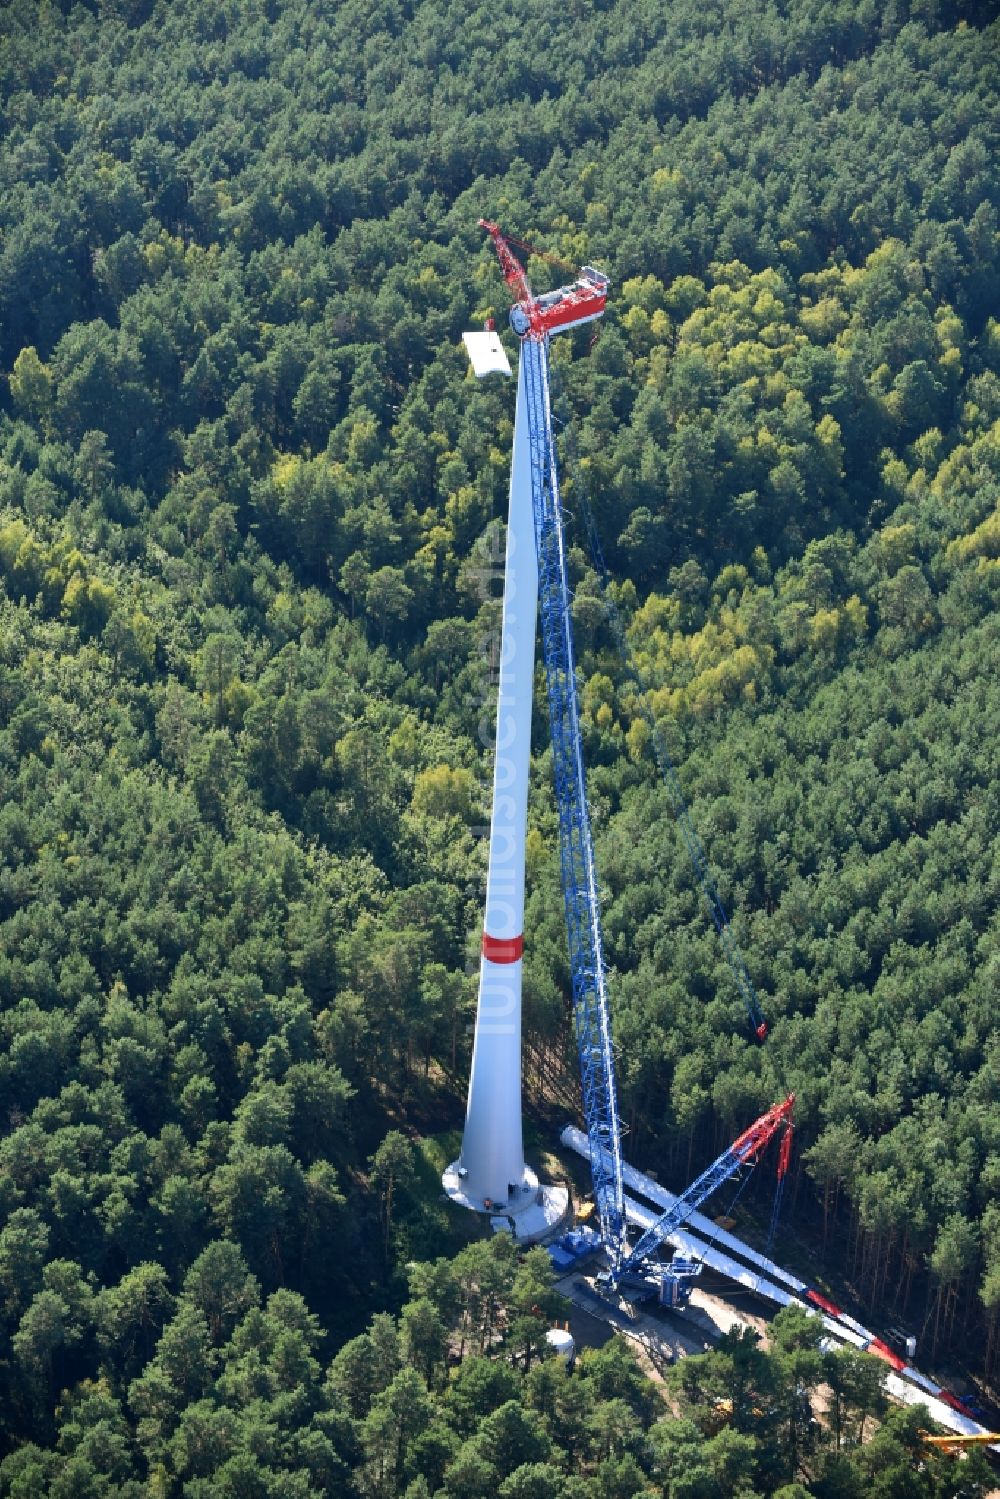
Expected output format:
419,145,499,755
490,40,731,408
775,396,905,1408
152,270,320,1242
442,1161,571,1245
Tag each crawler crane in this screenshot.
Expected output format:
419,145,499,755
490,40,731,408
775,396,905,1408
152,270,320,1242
477,220,792,1292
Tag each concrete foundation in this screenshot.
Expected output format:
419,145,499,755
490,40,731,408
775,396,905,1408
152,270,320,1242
442,1161,570,1245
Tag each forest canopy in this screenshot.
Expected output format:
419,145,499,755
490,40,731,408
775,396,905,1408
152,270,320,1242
0,0,998,1493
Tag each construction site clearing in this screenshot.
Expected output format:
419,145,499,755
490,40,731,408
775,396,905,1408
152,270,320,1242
555,1253,1000,1488
539,1203,1000,1471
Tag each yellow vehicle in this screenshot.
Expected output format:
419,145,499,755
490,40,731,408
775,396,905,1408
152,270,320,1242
921,1431,1000,1450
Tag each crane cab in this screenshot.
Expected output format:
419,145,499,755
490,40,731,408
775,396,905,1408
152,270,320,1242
509,267,611,339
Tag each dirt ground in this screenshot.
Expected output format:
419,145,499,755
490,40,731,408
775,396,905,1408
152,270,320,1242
555,1261,745,1384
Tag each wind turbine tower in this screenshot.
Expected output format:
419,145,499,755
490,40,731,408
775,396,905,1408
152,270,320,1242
442,223,610,1239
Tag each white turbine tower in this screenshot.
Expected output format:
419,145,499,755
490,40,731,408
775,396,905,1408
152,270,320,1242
442,331,559,1234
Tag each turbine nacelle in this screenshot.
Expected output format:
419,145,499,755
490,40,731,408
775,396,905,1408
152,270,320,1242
462,328,512,379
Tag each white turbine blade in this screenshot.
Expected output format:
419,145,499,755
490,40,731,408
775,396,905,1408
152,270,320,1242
463,330,512,378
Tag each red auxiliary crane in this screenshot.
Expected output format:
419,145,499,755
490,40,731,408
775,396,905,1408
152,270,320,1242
478,219,609,338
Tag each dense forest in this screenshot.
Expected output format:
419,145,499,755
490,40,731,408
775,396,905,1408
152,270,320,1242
1,0,999,1492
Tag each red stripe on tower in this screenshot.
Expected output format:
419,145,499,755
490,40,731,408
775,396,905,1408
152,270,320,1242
482,933,524,963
